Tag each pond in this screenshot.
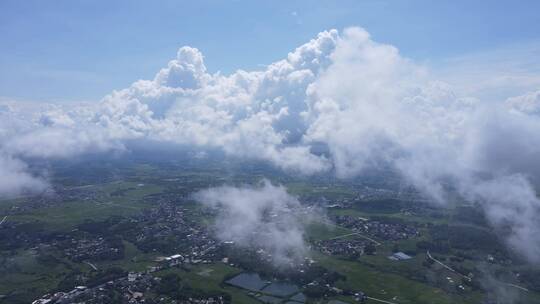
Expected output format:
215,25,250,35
225,273,268,291
261,282,300,297
290,292,306,303
258,295,282,304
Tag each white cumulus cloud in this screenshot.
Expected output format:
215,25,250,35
2,27,540,263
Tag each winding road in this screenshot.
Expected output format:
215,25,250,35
427,251,529,292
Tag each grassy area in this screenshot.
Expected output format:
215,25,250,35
7,182,164,231
328,207,449,225
312,252,480,304
0,248,83,303
9,200,142,231
304,220,353,241
285,182,357,200
92,241,158,272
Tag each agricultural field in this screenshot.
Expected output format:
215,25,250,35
1,160,539,304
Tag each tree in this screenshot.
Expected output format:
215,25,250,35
364,244,376,255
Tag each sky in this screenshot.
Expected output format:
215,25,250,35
2,1,540,265
2,0,540,102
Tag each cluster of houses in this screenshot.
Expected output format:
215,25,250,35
315,238,368,257
25,182,426,304
157,248,219,267
32,271,226,304
129,202,220,255
61,236,122,262
5,185,103,215
32,272,158,304
333,216,419,241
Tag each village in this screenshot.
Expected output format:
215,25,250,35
28,192,408,304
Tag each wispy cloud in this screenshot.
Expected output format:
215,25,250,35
194,180,314,267
435,42,540,100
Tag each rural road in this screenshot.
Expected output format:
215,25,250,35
330,231,381,246
427,251,529,292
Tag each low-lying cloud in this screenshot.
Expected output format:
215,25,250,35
2,27,540,263
194,180,309,267
0,153,47,198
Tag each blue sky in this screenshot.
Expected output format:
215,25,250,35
1,0,540,102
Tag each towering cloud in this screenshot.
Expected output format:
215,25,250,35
1,27,540,263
